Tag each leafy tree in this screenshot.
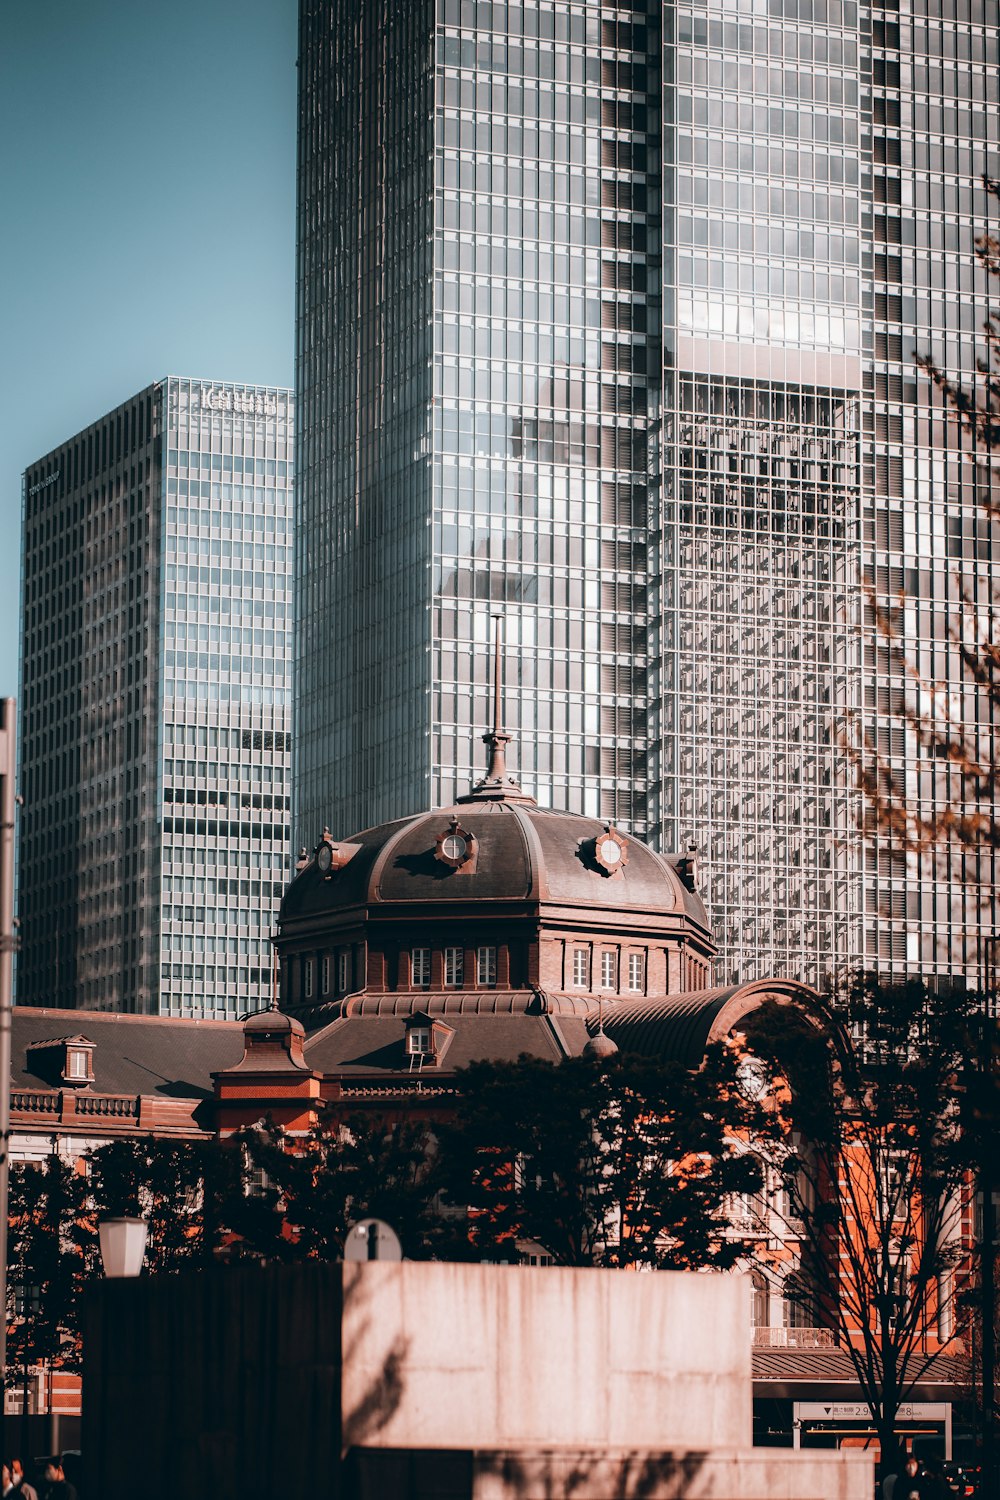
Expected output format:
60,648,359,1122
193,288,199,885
231,1110,445,1262
744,976,995,1476
6,1154,94,1376
435,1048,774,1269
87,1136,208,1271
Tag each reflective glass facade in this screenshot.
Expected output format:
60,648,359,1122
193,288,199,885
653,0,866,982
861,2,998,980
19,378,293,1017
297,0,998,988
297,0,653,842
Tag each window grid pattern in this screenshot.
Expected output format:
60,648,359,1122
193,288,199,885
572,947,589,987
296,0,998,992
412,947,431,987
444,946,464,986
654,0,865,988
19,378,293,1018
861,1,999,981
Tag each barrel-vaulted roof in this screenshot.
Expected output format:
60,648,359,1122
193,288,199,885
592,980,827,1068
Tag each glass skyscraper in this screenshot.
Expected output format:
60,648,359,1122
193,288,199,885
296,0,997,988
19,378,294,1017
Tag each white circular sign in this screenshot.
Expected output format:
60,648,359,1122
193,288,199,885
343,1217,402,1262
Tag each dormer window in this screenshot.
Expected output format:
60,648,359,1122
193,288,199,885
66,1048,89,1081
58,1036,95,1086
407,1026,431,1056
403,1012,455,1068
26,1034,96,1088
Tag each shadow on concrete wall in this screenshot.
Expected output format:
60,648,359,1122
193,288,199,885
340,1270,410,1452
347,1447,709,1499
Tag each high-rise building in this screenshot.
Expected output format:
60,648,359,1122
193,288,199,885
295,0,997,988
19,378,294,1017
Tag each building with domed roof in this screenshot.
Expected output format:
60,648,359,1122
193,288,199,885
214,667,823,1123
7,668,967,1456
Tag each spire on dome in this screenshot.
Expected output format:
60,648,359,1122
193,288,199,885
458,615,536,804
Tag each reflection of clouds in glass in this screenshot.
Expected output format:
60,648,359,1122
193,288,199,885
678,295,861,354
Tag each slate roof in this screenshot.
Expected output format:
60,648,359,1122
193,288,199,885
304,1010,591,1076
11,1007,244,1099
288,980,821,1079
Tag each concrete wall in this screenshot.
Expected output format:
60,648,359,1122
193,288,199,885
342,1262,751,1453
83,1261,872,1500
348,1447,874,1499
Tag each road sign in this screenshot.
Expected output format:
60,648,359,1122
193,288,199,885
343,1217,402,1263
796,1401,949,1423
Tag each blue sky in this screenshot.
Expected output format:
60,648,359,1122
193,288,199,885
0,0,297,698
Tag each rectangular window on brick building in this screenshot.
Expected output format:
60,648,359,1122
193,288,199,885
412,947,431,988
337,951,350,993
477,945,497,985
601,951,615,989
572,947,589,987
444,946,464,987
628,952,644,992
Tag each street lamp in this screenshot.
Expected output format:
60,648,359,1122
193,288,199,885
97,1219,147,1279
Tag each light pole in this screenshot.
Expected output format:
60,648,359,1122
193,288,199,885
978,935,998,1499
0,700,18,1453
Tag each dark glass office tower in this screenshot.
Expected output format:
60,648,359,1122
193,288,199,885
296,0,997,988
19,379,294,1016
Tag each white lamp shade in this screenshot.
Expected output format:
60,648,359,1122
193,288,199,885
98,1217,148,1278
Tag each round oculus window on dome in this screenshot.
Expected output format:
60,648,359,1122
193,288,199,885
316,842,334,875
593,826,628,874
434,820,475,869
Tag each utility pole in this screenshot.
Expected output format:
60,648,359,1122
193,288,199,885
980,935,998,1500
0,699,17,1450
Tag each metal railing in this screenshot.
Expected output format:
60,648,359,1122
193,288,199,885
752,1326,836,1349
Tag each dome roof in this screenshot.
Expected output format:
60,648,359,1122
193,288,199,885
582,1028,619,1061
281,798,710,931
282,632,711,942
